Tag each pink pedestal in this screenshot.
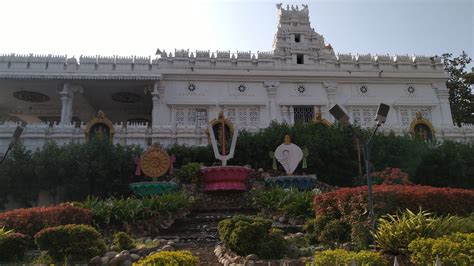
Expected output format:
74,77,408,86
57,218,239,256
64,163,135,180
201,166,251,191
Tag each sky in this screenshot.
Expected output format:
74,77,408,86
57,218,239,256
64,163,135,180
0,0,472,68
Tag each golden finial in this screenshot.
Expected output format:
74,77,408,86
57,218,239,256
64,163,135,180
313,110,322,121
284,134,291,145
218,111,225,120
97,110,105,119
415,111,422,120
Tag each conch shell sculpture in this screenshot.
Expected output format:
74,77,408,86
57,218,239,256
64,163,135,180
274,135,303,175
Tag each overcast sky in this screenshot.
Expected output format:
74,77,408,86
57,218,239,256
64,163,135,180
0,0,472,68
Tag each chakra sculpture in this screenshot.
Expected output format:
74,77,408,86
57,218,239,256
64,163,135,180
200,111,250,191
129,143,177,196
266,135,316,190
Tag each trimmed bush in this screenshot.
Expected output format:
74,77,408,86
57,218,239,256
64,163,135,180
408,233,474,265
174,162,201,184
314,249,387,266
0,203,92,236
218,216,289,259
112,231,135,251
0,231,28,262
303,216,350,246
34,224,106,262
135,250,199,266
314,185,474,223
373,209,470,255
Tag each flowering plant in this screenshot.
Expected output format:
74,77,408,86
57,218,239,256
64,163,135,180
371,167,410,185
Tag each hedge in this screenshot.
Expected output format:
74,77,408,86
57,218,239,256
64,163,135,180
135,251,199,266
314,185,474,224
0,232,28,262
34,224,106,262
0,203,92,237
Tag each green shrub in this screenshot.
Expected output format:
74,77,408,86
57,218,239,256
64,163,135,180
31,252,55,265
251,187,314,219
351,222,372,250
135,250,199,266
34,224,106,262
112,231,135,251
218,216,289,260
0,231,28,262
408,233,474,265
175,163,201,184
373,209,468,255
314,249,387,266
303,216,350,246
77,191,193,228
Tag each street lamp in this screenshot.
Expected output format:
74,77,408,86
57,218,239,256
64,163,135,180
0,125,25,164
329,103,390,233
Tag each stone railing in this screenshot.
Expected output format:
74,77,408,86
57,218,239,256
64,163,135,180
0,51,446,76
0,53,158,80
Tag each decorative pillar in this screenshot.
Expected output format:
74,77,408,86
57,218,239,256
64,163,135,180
170,105,177,131
151,82,161,127
264,81,280,122
59,83,82,125
281,106,289,123
432,83,453,126
289,106,295,125
323,82,338,122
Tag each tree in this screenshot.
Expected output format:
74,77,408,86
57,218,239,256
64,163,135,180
442,52,473,126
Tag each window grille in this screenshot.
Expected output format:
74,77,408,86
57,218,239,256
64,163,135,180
293,106,314,123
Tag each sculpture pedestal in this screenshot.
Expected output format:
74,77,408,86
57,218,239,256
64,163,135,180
265,175,317,190
129,181,177,197
201,166,251,191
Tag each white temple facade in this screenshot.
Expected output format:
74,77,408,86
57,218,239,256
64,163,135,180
1,4,473,153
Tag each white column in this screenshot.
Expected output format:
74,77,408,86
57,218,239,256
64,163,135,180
151,82,160,127
323,82,338,122
281,106,289,123
58,83,82,125
264,81,280,123
289,106,295,125
433,83,454,126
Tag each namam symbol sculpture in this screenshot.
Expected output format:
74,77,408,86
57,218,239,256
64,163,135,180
267,135,316,190
201,111,250,191
129,143,177,196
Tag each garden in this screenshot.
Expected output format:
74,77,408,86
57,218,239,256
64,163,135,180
0,122,473,265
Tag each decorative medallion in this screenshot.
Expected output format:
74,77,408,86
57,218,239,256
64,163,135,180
297,85,306,94
360,85,368,94
409,112,435,142
13,91,50,103
407,86,415,94
111,92,141,103
140,143,171,178
237,84,246,93
187,83,197,92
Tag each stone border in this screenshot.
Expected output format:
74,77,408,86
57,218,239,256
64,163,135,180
214,244,312,266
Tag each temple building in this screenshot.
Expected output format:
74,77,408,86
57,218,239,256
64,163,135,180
1,4,473,153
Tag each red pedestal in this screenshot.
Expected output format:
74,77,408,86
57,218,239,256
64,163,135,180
201,166,251,191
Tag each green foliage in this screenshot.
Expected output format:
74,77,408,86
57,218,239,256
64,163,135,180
408,232,474,265
414,141,474,188
77,192,193,228
250,187,315,219
112,231,135,251
442,51,473,125
174,162,201,184
234,122,359,186
351,222,372,250
314,249,387,266
31,252,55,264
34,224,106,262
373,209,469,255
303,216,350,246
0,230,28,262
218,216,289,259
0,139,142,209
135,250,199,266
167,144,214,168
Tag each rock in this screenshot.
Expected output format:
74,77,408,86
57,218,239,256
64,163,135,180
258,168,263,172
295,232,305,238
161,244,174,251
105,251,119,259
130,254,140,262
232,256,242,263
245,254,259,261
110,252,131,266
120,259,132,266
109,257,121,266
101,256,110,264
166,240,175,246
129,248,138,254
89,256,101,265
